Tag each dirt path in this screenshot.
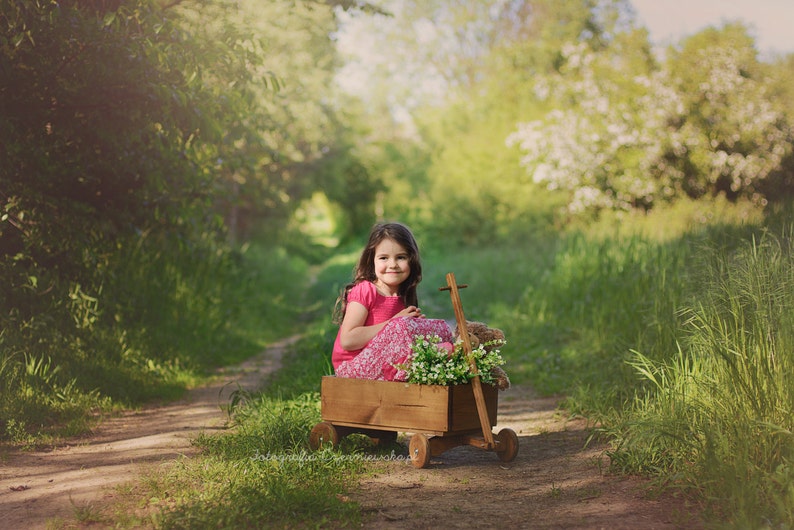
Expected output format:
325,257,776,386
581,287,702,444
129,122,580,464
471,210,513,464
0,336,297,529
354,385,703,529
1,341,704,529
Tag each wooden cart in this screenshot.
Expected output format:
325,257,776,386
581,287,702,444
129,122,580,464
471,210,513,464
309,273,519,468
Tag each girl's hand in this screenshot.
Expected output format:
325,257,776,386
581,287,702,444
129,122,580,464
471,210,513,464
397,305,424,318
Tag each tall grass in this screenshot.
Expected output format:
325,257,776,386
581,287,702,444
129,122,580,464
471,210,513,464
606,228,794,528
421,229,697,395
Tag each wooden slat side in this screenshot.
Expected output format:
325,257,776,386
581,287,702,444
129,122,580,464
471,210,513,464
448,383,499,432
320,377,451,431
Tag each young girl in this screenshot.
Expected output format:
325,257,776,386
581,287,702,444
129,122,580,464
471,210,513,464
332,222,453,381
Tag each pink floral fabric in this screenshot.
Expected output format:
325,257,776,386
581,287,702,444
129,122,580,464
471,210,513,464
335,317,453,381
332,281,406,369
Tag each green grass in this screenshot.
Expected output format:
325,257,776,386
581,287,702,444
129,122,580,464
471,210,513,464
0,237,309,445
601,227,794,528
113,325,398,528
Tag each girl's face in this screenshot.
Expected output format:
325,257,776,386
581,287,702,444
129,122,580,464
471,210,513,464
372,238,411,295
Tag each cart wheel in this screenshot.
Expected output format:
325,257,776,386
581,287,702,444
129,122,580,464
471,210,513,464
409,433,431,468
495,428,519,463
309,422,339,451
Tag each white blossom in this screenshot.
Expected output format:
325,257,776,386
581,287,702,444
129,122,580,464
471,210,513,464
506,38,792,213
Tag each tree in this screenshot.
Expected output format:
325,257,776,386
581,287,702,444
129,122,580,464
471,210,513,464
0,0,269,422
762,53,794,200
0,0,391,433
415,0,633,240
176,0,385,244
333,0,636,242
507,22,794,214
506,31,674,212
663,24,793,202
1,0,263,274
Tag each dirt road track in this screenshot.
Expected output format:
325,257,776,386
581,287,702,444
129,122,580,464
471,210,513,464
0,336,296,529
354,385,704,529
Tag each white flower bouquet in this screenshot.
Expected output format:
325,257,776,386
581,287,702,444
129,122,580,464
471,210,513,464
396,333,506,386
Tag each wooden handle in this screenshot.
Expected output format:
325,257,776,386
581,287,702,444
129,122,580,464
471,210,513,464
439,284,467,291
441,272,495,448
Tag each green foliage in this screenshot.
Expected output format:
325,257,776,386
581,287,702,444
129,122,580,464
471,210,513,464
344,1,794,229
1,0,252,429
410,97,563,247
418,233,560,326
0,0,358,440
664,25,794,202
420,201,792,527
0,349,109,444
195,0,382,244
96,199,790,529
145,388,363,529
493,231,688,394
337,0,627,246
3,1,794,526
604,227,794,528
261,324,337,397
140,449,362,529
1,0,237,261
0,238,308,441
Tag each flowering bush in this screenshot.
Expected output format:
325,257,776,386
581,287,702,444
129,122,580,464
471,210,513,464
506,40,791,213
396,334,506,386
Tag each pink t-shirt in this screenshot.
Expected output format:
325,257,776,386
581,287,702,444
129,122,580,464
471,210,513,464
332,281,406,368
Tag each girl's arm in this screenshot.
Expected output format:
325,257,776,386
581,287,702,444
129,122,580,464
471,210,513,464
337,301,423,351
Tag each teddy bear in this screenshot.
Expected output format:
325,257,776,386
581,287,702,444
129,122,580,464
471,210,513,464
453,320,511,391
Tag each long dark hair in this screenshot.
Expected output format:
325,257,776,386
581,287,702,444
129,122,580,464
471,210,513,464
333,222,422,324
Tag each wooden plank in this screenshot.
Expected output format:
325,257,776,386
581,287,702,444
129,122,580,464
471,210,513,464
320,376,499,435
325,420,448,437
321,377,450,432
449,382,498,432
